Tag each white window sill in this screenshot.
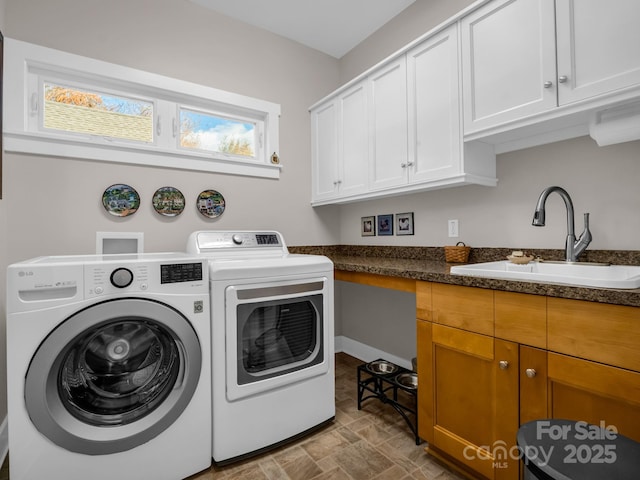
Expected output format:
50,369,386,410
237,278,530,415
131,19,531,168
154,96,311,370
4,131,282,179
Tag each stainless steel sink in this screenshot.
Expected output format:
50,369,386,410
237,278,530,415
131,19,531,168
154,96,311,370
450,260,640,289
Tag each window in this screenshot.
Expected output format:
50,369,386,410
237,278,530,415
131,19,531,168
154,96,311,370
43,82,154,143
179,108,256,159
4,39,281,178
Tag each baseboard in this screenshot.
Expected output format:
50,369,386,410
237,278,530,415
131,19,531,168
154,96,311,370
0,416,7,468
334,335,413,370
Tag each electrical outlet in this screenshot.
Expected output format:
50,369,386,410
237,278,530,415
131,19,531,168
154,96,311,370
448,219,459,238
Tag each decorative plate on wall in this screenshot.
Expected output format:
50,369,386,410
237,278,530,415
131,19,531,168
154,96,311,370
102,184,140,217
196,190,225,218
152,186,185,217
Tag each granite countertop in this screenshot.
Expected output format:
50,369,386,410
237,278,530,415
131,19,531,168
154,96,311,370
289,246,640,308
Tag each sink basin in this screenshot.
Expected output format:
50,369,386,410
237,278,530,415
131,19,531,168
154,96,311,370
450,261,640,289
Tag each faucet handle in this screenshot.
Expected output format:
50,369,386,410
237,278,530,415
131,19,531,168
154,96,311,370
574,212,592,259
581,213,591,238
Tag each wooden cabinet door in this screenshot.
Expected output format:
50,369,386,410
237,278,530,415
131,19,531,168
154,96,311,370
424,323,519,480
547,352,640,443
556,0,640,105
368,56,408,191
460,0,557,133
337,82,369,197
310,99,339,202
407,24,461,184
519,346,547,424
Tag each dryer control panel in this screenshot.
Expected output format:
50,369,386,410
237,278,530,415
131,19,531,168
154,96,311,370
187,230,287,258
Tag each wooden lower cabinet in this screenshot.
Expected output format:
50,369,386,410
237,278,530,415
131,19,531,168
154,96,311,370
418,320,519,479
519,346,547,425
417,281,640,480
547,352,640,442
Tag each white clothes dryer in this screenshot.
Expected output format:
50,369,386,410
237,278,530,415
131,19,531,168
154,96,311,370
6,253,212,480
186,231,335,464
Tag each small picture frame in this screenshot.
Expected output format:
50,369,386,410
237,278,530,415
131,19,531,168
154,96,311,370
396,212,414,236
361,216,376,236
377,214,394,236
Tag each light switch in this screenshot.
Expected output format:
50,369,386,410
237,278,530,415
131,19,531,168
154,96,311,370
448,220,459,238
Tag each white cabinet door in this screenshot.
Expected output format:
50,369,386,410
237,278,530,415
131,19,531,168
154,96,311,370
368,56,408,191
310,100,339,202
556,0,640,105
461,0,557,133
407,24,461,184
338,82,369,197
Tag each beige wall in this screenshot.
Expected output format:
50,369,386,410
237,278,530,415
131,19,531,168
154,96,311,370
0,0,342,422
0,0,8,421
339,0,477,84
337,137,640,250
3,0,341,261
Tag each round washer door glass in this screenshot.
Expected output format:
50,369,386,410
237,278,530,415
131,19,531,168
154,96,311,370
25,298,202,455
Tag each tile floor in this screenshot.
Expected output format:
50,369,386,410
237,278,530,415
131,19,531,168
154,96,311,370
189,353,465,480
0,353,465,480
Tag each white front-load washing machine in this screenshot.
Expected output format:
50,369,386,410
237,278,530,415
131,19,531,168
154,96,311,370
187,231,335,465
6,253,212,480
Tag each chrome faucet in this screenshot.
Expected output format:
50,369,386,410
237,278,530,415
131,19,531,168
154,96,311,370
532,186,592,262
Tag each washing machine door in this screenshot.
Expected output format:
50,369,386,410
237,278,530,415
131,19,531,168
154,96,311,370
24,298,201,455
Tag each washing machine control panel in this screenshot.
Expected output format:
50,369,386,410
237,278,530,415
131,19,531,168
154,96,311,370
87,260,205,297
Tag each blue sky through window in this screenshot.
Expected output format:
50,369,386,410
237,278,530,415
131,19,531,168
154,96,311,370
180,109,255,157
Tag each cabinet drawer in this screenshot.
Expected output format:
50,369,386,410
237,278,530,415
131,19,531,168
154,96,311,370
432,283,494,336
495,291,546,348
548,297,640,371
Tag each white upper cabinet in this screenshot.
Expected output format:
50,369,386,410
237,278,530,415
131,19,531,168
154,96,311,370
311,82,369,203
311,0,640,205
310,17,497,206
407,25,462,184
368,56,409,191
338,83,369,198
461,0,640,137
461,0,557,134
310,99,339,202
555,0,640,105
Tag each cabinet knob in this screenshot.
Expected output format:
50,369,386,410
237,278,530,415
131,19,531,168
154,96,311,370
499,360,509,370
558,75,568,83
544,81,553,88
525,368,537,378
407,161,414,167
401,162,407,168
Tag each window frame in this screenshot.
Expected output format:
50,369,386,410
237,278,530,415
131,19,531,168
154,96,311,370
4,38,281,179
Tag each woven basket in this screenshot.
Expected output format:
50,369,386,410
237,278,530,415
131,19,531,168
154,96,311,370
444,242,471,263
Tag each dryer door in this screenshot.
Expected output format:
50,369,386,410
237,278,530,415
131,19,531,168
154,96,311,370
225,277,331,401
25,298,201,455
